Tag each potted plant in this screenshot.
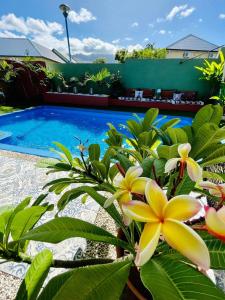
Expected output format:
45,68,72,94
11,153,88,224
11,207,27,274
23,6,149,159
85,68,111,95
1,105,225,299
195,50,225,97
40,67,66,92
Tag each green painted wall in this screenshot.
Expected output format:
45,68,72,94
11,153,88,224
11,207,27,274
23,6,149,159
50,58,211,97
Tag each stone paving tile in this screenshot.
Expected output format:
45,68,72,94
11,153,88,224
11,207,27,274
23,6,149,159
0,150,100,279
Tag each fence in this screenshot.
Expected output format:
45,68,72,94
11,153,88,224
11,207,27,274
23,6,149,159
50,58,212,97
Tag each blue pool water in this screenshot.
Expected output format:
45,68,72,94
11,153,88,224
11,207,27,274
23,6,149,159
0,106,192,157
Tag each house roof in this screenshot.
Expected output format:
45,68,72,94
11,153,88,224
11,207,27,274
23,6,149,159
0,37,69,63
167,34,219,52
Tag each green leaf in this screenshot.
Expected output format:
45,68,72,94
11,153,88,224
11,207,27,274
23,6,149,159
20,217,132,252
38,259,132,300
157,144,178,160
199,231,225,270
92,161,107,179
203,171,225,182
175,174,195,195
116,153,133,172
53,142,73,165
16,249,52,300
141,157,154,177
88,144,100,161
166,128,188,144
143,108,159,130
4,197,31,245
192,105,223,133
160,118,180,131
191,123,225,158
141,254,225,300
126,119,142,136
201,145,225,166
11,206,47,241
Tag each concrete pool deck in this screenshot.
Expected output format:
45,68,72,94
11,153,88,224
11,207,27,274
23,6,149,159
0,150,101,279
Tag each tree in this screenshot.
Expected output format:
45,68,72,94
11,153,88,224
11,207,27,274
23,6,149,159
115,49,128,63
93,57,107,64
115,46,167,62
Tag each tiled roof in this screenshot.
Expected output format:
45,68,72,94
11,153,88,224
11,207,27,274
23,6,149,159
167,34,219,52
0,37,69,63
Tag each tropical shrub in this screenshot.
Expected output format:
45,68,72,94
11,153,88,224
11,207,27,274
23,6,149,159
1,105,225,299
39,67,66,92
85,68,111,94
195,50,225,97
115,45,167,63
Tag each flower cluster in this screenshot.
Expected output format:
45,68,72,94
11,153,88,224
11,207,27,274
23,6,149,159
106,143,225,270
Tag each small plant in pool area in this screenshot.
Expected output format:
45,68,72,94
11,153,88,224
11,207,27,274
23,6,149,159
195,50,225,97
85,68,111,94
1,105,225,299
40,66,66,92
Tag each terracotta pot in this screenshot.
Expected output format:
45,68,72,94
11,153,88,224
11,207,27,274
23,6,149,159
117,229,153,300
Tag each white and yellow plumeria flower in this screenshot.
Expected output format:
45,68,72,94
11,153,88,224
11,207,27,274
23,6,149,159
122,180,210,269
200,181,225,200
205,206,225,242
104,166,148,208
165,143,202,182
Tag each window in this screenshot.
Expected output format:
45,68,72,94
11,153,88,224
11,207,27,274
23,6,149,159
208,52,217,59
183,51,190,58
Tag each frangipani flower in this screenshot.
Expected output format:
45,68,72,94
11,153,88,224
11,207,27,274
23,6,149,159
104,166,148,207
122,180,210,270
205,206,225,242
165,143,202,182
200,181,225,200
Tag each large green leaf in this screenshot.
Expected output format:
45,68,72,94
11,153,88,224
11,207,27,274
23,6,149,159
141,255,225,300
16,249,52,300
198,231,225,270
20,217,132,252
166,128,188,144
143,108,159,130
191,123,225,158
175,174,195,195
116,153,133,172
3,197,31,245
192,104,222,133
10,206,47,241
201,145,225,166
88,144,100,161
53,142,73,165
157,144,178,160
38,259,132,300
160,118,180,131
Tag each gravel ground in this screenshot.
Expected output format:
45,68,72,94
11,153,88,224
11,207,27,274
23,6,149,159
0,206,117,299
0,271,21,300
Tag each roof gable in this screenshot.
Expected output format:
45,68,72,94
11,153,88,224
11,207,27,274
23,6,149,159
0,37,66,63
167,34,218,52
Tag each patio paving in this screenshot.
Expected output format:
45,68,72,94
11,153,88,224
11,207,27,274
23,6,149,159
0,150,100,279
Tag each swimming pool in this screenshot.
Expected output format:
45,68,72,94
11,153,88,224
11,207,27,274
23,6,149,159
0,106,192,157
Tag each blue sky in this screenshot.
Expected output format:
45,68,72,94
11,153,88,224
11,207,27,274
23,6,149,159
0,0,224,60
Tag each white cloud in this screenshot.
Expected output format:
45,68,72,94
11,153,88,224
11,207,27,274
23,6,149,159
159,30,166,35
165,4,195,21
125,37,133,41
0,12,144,58
156,18,164,23
131,22,139,27
158,30,172,35
144,38,149,42
68,8,96,24
180,7,195,18
166,5,187,21
112,39,120,44
0,13,63,35
127,44,142,52
219,14,225,19
198,18,203,22
0,30,26,38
